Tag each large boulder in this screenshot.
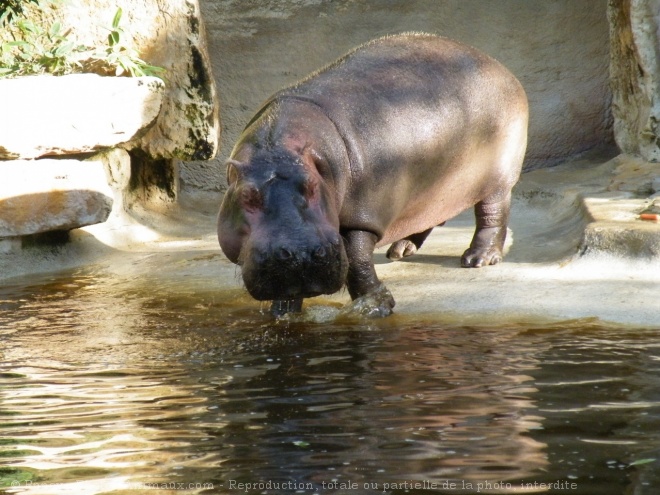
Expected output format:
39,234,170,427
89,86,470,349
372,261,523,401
0,159,114,237
0,75,164,160
0,0,219,162
59,0,220,161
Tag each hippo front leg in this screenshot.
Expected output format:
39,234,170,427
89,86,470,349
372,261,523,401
461,194,511,268
343,230,395,317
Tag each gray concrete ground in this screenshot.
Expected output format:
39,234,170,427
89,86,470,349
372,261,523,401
2,150,659,328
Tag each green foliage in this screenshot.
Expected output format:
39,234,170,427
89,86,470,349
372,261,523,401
0,3,165,79
0,0,41,27
85,7,165,78
0,16,87,77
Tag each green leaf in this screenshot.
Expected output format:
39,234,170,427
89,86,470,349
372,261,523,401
18,43,35,56
49,21,61,37
18,20,38,34
112,7,122,29
5,41,31,48
108,30,120,46
54,41,73,57
140,65,164,78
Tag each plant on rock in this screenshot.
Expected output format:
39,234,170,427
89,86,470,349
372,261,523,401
0,2,164,79
83,8,165,78
0,0,40,26
0,16,87,77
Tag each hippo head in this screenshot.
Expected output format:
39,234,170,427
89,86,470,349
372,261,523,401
218,146,348,302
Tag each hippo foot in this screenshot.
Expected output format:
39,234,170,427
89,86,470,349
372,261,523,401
386,240,418,261
270,299,303,317
340,284,395,318
460,247,503,268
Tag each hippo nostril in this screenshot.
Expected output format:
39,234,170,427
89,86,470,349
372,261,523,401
277,247,293,261
313,245,327,259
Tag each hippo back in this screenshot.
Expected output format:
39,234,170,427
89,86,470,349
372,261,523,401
269,33,527,246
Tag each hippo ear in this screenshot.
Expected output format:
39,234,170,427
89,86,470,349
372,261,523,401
226,159,247,184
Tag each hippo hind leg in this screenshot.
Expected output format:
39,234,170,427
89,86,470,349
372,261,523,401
386,225,443,261
461,193,511,268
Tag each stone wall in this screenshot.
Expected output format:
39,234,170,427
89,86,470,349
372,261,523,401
189,0,614,200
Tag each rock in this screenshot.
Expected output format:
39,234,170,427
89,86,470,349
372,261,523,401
0,159,114,237
91,148,132,194
135,0,220,161
608,0,660,161
50,0,220,161
0,0,219,162
608,154,659,195
0,74,164,160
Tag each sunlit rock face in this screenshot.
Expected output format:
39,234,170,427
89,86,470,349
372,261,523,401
0,159,113,237
608,0,660,162
0,0,219,161
0,0,219,246
0,75,164,160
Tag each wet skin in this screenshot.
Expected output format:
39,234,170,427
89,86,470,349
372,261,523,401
218,33,528,317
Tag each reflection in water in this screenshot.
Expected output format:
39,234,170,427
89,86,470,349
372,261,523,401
1,269,660,494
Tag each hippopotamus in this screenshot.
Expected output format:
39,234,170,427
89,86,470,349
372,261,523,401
218,33,528,317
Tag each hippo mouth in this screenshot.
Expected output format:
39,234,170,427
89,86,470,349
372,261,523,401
240,239,348,301
246,280,340,301
242,261,347,301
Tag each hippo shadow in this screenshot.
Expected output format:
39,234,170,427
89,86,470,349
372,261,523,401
504,195,588,264
371,191,588,268
373,251,465,269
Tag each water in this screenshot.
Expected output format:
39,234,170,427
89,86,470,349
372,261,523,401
1,267,660,494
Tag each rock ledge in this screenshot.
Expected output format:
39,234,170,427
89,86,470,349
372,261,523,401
0,74,164,160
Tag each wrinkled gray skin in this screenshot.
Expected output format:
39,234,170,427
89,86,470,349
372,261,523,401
218,33,528,317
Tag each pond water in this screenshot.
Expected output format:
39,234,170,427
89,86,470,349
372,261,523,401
1,266,660,495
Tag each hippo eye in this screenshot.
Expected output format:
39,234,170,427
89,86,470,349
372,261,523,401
239,184,263,211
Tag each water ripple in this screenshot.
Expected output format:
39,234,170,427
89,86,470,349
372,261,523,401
2,271,660,493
